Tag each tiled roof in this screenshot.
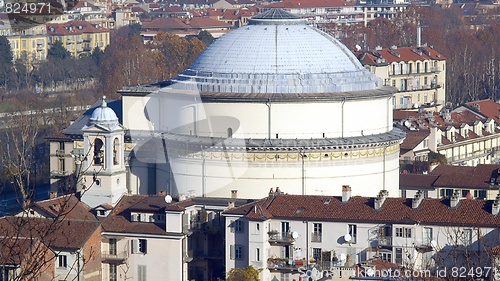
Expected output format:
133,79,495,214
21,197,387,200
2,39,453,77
224,193,500,227
393,110,420,121
142,16,230,30
0,216,100,250
465,99,500,125
431,164,500,189
0,237,49,266
376,46,446,63
400,130,429,151
46,20,108,35
32,195,96,220
399,174,438,190
267,0,355,9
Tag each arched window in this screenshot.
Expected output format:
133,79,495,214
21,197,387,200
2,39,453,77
113,138,119,165
227,128,233,138
94,138,104,165
424,62,428,73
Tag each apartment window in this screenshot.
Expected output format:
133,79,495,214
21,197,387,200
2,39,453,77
404,228,412,238
131,239,147,254
251,223,260,235
138,265,146,281
395,227,403,237
381,252,392,262
110,264,117,281
109,238,117,255
234,220,243,232
463,229,472,245
230,245,243,260
313,248,322,261
424,227,433,245
58,158,65,172
256,248,260,262
348,224,357,243
474,190,486,199
57,255,67,268
395,248,403,264
312,223,322,242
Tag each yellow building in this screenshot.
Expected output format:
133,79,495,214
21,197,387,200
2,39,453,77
0,22,49,63
46,20,110,57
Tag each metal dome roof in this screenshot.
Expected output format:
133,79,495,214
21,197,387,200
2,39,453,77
89,96,119,128
171,9,381,95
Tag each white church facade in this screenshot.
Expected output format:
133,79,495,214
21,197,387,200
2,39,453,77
47,9,405,208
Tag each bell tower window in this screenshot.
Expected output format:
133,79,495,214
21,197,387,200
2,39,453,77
94,138,104,166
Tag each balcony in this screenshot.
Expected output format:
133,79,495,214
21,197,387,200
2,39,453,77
101,251,127,263
311,232,322,243
268,231,295,245
377,236,392,247
50,170,69,178
267,258,303,272
414,240,433,253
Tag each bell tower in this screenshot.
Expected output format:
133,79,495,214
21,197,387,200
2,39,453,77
80,96,128,207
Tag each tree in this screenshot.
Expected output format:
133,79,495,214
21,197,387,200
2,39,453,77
226,266,262,281
0,35,14,89
187,30,215,46
48,40,71,61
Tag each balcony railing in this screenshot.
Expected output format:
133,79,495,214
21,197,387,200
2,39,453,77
101,251,127,263
311,232,322,243
50,170,69,177
268,231,295,244
377,236,392,246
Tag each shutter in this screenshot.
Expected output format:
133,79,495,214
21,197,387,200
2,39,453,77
143,239,148,254
131,239,138,254
230,245,235,260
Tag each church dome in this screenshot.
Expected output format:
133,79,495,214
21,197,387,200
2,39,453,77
172,8,381,94
89,96,119,128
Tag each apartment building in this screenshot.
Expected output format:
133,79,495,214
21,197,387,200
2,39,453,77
395,106,500,166
46,20,110,57
224,187,500,281
356,45,446,111
0,18,49,63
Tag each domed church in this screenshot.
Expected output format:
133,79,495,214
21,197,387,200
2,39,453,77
117,8,406,199
58,9,405,206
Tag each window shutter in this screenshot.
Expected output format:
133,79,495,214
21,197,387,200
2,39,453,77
131,239,138,254
230,245,235,260
143,239,148,254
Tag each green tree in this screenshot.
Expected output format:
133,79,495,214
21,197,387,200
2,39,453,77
226,266,262,281
0,35,14,89
48,40,71,60
187,30,215,46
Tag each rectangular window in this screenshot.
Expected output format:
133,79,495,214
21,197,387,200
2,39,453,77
463,229,472,245
109,238,117,255
404,228,412,238
395,248,403,264
110,264,117,281
312,248,322,261
256,248,260,262
424,227,433,245
348,224,357,243
131,239,147,254
230,244,243,260
57,255,67,268
312,223,322,242
235,220,243,232
381,252,392,262
138,265,146,281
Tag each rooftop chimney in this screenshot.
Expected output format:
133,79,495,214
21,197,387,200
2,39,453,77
227,201,235,209
374,190,389,210
157,190,166,196
412,190,424,209
50,191,58,199
342,185,351,202
417,25,422,48
231,190,238,199
450,190,460,208
492,193,500,216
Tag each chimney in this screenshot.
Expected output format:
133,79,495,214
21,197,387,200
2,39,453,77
342,185,351,202
450,190,460,208
412,190,424,209
374,190,389,210
231,190,238,199
492,193,500,216
227,201,235,209
157,190,166,196
417,25,422,47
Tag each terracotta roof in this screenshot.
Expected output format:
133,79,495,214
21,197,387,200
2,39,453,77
0,216,100,250
465,99,500,125
492,245,500,255
393,110,420,121
0,237,50,266
32,195,96,220
224,193,500,227
399,174,439,190
376,46,446,63
400,130,429,151
267,0,355,9
44,130,72,141
431,164,500,189
142,16,230,30
46,20,108,35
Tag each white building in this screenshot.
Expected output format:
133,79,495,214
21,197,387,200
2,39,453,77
224,187,500,281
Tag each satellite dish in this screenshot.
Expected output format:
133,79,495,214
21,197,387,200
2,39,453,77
164,195,172,203
344,233,352,242
355,44,361,51
291,231,299,239
404,120,411,128
430,240,437,248
366,268,375,277
340,253,346,261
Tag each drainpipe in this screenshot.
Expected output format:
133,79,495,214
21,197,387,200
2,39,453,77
265,99,271,140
